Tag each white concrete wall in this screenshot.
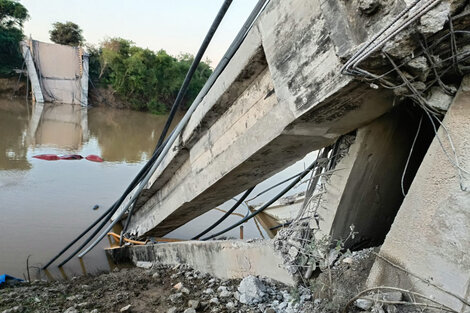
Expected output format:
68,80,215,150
367,77,470,312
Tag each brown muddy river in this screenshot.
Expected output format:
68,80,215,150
0,97,314,281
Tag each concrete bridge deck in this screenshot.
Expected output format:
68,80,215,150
119,0,408,238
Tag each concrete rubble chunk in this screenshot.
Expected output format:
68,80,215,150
188,300,200,309
238,275,266,304
382,291,402,302
355,298,373,310
167,307,178,313
427,87,454,112
209,297,219,305
183,309,196,313
358,0,381,14
418,1,450,34
135,261,153,269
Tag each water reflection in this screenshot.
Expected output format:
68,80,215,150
0,97,178,279
0,98,31,171
88,108,178,163
31,103,87,149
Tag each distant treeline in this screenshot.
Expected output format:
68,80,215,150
88,38,213,114
1,0,213,114
0,0,28,76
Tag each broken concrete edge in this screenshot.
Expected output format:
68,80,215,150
107,239,295,286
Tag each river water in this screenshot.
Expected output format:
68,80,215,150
0,97,314,281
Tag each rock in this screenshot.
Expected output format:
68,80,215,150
66,295,81,301
188,299,200,309
382,291,402,302
78,302,89,307
419,1,450,34
183,309,196,313
169,293,183,304
152,272,160,279
181,287,190,295
226,301,236,310
63,307,78,313
135,261,153,269
120,305,132,312
173,282,183,290
427,87,454,112
237,276,266,304
167,307,178,313
386,304,398,313
203,288,214,294
355,298,373,310
217,286,231,298
209,297,219,305
342,257,353,264
90,310,99,313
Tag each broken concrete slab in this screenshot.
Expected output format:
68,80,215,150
107,240,295,285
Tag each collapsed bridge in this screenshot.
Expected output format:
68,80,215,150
48,0,470,310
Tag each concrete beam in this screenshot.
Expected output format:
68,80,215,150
319,108,420,248
125,0,409,237
367,77,470,311
107,240,294,285
21,42,44,103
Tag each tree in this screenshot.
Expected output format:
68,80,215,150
49,21,84,46
0,0,29,76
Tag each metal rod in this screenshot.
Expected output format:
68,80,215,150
191,187,255,240
201,158,319,241
119,0,235,245
155,0,233,149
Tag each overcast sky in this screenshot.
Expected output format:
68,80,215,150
21,0,257,65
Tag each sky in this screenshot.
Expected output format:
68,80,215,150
21,0,257,65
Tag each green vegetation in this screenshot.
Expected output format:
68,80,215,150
49,21,84,46
88,38,212,114
0,0,28,76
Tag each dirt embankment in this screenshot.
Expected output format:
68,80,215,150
0,77,25,96
88,86,131,109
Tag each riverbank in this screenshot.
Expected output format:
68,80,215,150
1,247,425,313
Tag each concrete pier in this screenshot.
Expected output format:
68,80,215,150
367,77,470,311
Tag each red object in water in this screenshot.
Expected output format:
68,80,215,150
59,154,83,160
33,154,60,161
86,155,104,162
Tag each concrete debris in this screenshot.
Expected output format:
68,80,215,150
135,261,153,269
355,298,374,310
427,86,454,113
237,276,266,304
418,1,450,35
407,56,430,81
358,0,381,15
168,292,183,304
183,309,196,313
187,299,200,309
